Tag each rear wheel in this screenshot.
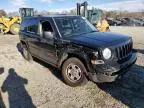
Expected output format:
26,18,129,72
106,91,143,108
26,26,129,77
10,23,20,35
22,44,33,61
62,57,88,87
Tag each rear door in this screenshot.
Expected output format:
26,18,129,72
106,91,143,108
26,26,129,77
25,18,42,57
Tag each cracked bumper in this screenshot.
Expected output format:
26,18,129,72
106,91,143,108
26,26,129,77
88,52,137,83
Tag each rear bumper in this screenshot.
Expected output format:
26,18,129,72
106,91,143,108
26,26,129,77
88,52,137,83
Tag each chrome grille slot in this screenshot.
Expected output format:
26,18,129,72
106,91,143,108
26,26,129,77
116,41,132,60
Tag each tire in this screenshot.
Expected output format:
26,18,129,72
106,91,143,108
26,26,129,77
106,27,110,32
0,24,5,35
10,23,20,35
62,57,88,87
22,44,33,61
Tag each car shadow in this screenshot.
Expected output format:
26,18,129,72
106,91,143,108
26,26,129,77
16,42,23,56
133,48,144,54
97,64,144,108
33,57,64,83
1,68,36,108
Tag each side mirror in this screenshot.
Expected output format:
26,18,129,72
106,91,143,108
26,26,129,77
43,31,54,39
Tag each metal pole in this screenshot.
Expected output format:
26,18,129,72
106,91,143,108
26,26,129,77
77,3,81,15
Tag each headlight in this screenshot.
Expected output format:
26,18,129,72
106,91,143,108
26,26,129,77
102,48,112,59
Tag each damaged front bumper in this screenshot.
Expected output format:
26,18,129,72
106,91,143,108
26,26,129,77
88,52,137,83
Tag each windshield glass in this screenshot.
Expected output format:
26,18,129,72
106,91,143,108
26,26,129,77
54,17,98,37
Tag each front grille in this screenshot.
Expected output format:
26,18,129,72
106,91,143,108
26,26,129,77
116,41,133,60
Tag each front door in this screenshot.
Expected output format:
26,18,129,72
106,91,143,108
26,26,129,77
38,19,58,66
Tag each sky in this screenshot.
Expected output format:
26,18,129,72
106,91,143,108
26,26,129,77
0,0,144,12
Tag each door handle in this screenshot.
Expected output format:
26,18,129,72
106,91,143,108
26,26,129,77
41,39,48,43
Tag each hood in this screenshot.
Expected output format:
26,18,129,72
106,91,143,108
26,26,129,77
64,32,131,49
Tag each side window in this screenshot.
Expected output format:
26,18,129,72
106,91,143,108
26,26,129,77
27,19,38,33
41,21,54,39
55,19,73,36
62,19,72,28
27,25,37,33
42,21,53,32
20,18,30,31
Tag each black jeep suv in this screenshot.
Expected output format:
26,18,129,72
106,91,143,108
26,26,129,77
19,16,136,86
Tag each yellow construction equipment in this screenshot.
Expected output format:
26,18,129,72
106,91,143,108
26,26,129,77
0,16,21,35
0,8,34,35
96,19,110,32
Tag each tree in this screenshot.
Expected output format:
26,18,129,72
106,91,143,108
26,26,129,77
104,11,118,18
0,10,7,17
69,9,77,15
8,11,19,17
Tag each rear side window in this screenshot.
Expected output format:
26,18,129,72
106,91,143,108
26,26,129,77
20,18,38,34
20,18,30,31
27,18,38,33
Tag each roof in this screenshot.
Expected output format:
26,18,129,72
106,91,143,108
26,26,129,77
23,15,81,20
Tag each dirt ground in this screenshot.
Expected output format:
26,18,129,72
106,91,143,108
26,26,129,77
0,27,144,108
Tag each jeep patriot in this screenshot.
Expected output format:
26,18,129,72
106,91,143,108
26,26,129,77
19,16,137,86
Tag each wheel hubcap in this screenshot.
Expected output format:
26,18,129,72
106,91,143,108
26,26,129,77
66,64,82,82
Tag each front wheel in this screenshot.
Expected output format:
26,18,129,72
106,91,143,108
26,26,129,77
62,57,88,87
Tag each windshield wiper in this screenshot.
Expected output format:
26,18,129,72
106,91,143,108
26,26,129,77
90,30,98,33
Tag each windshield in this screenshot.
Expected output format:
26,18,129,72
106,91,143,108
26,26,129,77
54,17,98,37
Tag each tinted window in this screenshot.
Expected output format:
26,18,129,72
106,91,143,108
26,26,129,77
20,18,31,31
42,21,53,32
41,20,54,39
27,18,38,33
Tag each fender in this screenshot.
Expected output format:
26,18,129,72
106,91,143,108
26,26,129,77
57,44,93,74
20,40,30,50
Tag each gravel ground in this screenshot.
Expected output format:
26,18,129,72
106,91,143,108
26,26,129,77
0,27,144,108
